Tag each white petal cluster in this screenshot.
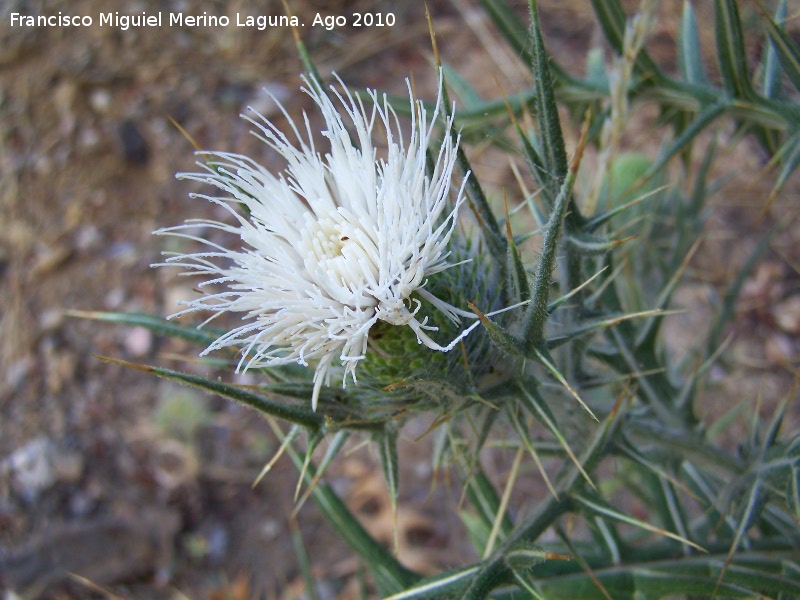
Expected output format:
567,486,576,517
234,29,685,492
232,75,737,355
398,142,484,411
157,75,471,409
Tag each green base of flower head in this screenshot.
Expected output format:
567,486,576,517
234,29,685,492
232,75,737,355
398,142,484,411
322,242,513,421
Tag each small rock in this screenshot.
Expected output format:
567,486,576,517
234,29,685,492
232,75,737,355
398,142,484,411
765,332,797,365
89,88,112,114
68,489,98,518
32,153,52,175
107,241,137,266
39,308,64,333
774,295,800,335
261,519,280,541
77,126,101,150
74,225,102,251
1,437,56,502
104,287,125,309
0,437,85,503
5,356,34,391
124,326,153,356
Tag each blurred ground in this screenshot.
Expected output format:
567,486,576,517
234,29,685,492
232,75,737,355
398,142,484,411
0,0,799,598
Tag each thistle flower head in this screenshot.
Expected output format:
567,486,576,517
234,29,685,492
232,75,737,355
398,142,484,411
156,74,472,409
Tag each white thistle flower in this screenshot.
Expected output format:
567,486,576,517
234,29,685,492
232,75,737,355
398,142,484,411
156,75,479,409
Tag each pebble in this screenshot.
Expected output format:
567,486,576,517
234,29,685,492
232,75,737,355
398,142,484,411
107,241,138,265
203,521,229,564
39,308,64,333
5,356,34,391
774,295,800,335
89,88,112,114
74,224,102,252
104,287,125,309
77,126,101,150
125,326,153,356
0,437,84,503
765,332,797,365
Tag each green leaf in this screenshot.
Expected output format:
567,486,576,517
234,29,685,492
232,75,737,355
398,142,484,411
760,0,788,98
679,1,709,86
460,558,510,600
546,309,665,350
531,552,800,598
367,89,535,132
565,232,637,256
572,493,706,552
442,63,485,110
522,132,581,348
100,358,324,430
459,509,494,557
285,10,323,86
657,476,693,555
787,459,800,520
529,0,569,185
290,519,320,600
547,267,607,315
517,381,595,489
467,302,526,356
478,0,592,97
533,346,598,421
681,462,739,539
716,479,767,593
483,447,524,558
715,0,756,99
511,570,548,599
767,130,800,210
476,0,531,65
757,0,800,95
294,428,335,504
633,102,727,193
761,396,790,458
515,122,549,192
462,462,515,543
382,564,481,600
688,134,719,219
505,541,569,570
506,222,531,304
591,518,624,569
294,429,349,512
506,405,558,498
377,426,400,538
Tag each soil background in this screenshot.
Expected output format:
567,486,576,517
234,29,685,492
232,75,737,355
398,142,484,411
1,0,799,598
